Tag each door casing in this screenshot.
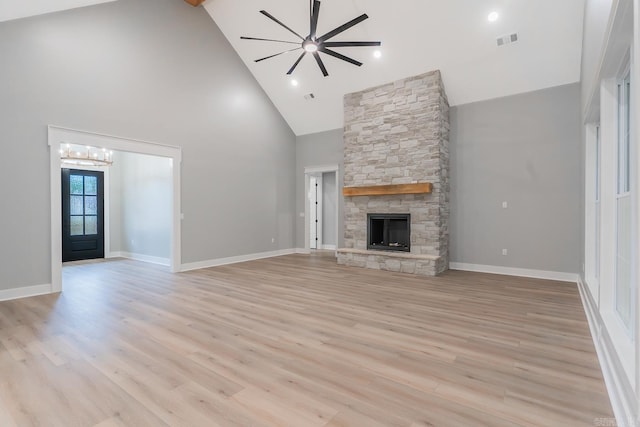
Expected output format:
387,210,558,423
49,126,182,293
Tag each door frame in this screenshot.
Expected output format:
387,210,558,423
304,165,339,254
49,126,182,293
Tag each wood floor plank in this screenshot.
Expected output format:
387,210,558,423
0,253,614,426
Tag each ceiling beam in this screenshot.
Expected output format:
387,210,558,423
184,0,206,6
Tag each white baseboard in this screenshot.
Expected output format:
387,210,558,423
321,244,337,250
295,248,311,254
180,249,298,272
106,251,123,259
577,277,637,427
449,262,578,283
0,283,52,302
110,251,170,266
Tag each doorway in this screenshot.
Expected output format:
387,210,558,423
61,169,105,262
49,126,182,294
304,165,340,253
309,174,323,249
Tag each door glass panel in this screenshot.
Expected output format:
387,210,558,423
70,175,83,195
85,196,97,215
84,176,97,196
85,216,97,235
70,196,84,215
70,216,84,235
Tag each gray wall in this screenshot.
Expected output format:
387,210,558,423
295,129,344,249
295,85,581,273
0,0,295,290
110,152,172,260
450,83,582,273
322,172,337,246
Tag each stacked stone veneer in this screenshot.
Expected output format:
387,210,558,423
336,70,450,276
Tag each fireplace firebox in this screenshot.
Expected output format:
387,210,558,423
367,214,410,252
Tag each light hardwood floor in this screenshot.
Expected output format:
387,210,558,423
0,253,613,426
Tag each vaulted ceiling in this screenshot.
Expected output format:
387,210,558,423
205,0,586,135
0,0,586,136
0,0,116,23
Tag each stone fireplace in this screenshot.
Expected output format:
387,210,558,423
336,70,449,276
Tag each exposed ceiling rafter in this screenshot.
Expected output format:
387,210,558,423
184,0,206,7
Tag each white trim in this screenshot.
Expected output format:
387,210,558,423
632,0,640,399
449,262,578,283
106,251,124,259
180,249,298,272
304,165,338,174
304,165,339,255
0,284,52,302
583,0,626,121
321,244,337,250
577,277,638,427
49,126,182,161
295,248,311,254
49,126,182,295
110,251,170,267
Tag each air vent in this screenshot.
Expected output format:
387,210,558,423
304,93,315,101
497,33,518,46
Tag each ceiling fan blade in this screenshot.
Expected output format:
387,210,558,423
255,48,302,63
323,41,381,48
320,48,362,67
241,36,300,45
287,52,307,75
260,10,305,41
313,52,329,76
318,14,368,42
310,0,321,39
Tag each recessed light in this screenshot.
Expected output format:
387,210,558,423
488,11,499,22
373,50,382,59
291,79,299,87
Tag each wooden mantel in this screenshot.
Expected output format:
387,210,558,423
342,182,432,197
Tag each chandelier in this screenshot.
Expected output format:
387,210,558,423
59,144,113,167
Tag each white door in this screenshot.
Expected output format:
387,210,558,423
309,175,323,249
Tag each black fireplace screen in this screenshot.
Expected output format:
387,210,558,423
367,214,410,252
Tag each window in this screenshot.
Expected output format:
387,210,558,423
69,174,99,236
615,69,634,332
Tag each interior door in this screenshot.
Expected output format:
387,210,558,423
309,175,323,249
62,169,104,262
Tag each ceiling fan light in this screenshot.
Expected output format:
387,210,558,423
303,40,318,52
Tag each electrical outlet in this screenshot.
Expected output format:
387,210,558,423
271,238,275,243
502,249,508,256
502,201,508,209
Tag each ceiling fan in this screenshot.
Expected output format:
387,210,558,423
241,0,381,77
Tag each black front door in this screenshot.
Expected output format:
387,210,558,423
62,169,105,262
